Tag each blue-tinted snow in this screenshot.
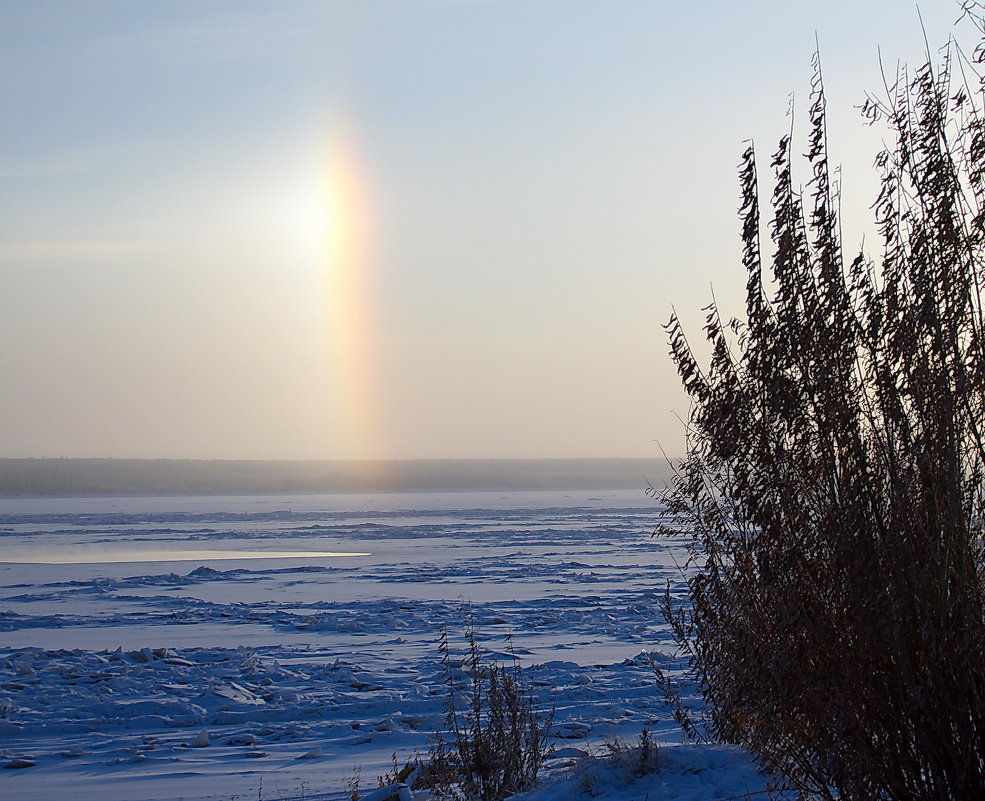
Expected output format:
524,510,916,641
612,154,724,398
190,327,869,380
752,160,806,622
0,490,771,801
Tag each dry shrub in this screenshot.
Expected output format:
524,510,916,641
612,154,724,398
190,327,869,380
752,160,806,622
574,729,660,797
600,728,660,779
424,611,555,801
659,13,985,801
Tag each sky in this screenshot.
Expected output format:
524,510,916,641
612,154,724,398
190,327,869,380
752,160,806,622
0,0,967,461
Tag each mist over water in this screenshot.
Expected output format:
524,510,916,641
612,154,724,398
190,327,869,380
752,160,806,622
0,457,673,497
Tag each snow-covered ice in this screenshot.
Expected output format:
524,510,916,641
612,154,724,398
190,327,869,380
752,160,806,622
0,490,771,800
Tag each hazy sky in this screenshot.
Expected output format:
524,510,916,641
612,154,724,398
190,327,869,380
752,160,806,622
0,1,964,460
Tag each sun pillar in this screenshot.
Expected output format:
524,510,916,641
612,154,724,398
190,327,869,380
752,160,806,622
322,130,383,460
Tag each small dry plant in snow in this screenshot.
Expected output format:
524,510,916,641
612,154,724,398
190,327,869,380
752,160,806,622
574,728,661,798
355,608,554,801
422,609,555,801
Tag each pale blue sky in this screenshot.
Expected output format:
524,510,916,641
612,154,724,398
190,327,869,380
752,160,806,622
0,1,963,459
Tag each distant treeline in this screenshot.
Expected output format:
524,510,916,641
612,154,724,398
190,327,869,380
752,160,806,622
0,458,673,496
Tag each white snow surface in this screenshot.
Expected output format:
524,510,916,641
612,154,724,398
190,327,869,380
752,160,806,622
0,489,773,800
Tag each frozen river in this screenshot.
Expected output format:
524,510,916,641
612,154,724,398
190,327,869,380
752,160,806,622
0,489,732,801
0,490,682,661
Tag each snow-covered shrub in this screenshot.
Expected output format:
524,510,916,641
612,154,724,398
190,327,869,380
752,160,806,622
659,14,985,800
573,729,661,798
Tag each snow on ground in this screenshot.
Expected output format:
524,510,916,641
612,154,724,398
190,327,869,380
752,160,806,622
0,490,773,801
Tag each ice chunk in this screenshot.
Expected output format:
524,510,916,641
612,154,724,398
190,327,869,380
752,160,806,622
129,648,154,663
238,653,260,673
213,682,264,705
3,758,36,769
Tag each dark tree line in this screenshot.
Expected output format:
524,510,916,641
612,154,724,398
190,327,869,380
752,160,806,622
660,9,985,799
